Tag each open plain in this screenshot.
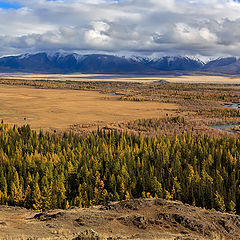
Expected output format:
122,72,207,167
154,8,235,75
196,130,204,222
0,85,178,132
1,73,240,84
0,74,240,136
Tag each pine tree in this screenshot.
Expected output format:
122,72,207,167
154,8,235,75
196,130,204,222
214,191,226,212
228,200,236,214
32,182,42,211
24,185,32,209
10,171,23,205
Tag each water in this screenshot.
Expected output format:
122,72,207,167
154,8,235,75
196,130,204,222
108,93,116,95
224,103,239,109
210,124,239,132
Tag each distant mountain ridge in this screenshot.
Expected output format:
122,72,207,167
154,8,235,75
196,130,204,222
202,57,240,74
0,52,239,74
0,52,153,74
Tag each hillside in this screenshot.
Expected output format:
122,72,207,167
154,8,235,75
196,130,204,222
202,57,240,74
0,198,240,240
0,53,154,74
0,53,203,73
2,52,240,74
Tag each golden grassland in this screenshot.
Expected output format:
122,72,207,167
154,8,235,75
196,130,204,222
1,73,240,84
165,74,240,84
0,85,178,131
0,73,240,135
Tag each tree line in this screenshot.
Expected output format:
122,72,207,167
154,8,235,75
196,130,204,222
0,122,240,214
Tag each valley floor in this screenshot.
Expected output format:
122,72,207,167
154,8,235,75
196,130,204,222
1,73,240,84
0,77,240,136
0,85,177,132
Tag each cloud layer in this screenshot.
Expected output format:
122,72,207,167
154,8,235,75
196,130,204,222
1,0,240,57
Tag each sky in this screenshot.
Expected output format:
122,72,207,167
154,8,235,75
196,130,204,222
0,0,240,58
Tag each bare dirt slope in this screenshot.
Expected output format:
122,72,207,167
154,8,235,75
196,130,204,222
0,199,240,240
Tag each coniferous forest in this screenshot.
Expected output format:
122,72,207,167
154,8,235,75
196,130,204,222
0,122,240,214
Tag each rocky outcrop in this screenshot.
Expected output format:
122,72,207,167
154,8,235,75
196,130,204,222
0,199,240,239
73,229,99,240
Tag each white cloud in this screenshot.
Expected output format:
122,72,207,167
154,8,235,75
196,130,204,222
85,21,112,48
0,0,240,57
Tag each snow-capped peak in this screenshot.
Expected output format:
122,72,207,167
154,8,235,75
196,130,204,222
18,53,32,59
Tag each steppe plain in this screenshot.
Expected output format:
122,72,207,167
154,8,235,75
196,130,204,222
0,73,239,135
0,72,240,84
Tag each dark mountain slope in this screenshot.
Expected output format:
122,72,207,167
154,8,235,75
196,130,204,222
75,54,152,73
0,53,154,73
148,56,203,71
203,57,240,74
0,53,203,74
1,52,240,74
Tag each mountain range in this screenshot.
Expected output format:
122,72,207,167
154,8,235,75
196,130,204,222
0,52,239,74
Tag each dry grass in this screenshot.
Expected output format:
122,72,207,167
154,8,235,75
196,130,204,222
0,73,162,83
1,73,240,84
0,85,178,131
164,74,240,84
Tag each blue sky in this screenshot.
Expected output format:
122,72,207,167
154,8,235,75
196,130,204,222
0,0,62,9
0,2,20,9
0,0,239,58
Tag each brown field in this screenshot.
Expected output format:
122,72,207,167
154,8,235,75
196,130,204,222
0,85,178,131
1,74,240,136
0,73,163,82
1,73,240,84
164,74,240,84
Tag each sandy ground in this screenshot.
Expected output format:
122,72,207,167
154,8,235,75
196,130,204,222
1,73,240,84
0,85,177,131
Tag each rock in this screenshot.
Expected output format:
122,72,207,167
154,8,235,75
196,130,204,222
75,218,85,226
157,212,211,236
106,237,122,240
46,223,56,228
154,199,165,206
174,237,200,240
73,229,99,240
107,199,155,211
218,219,234,233
173,213,206,233
34,212,64,221
132,216,148,229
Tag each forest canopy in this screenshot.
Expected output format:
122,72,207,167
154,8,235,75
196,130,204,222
0,122,239,214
